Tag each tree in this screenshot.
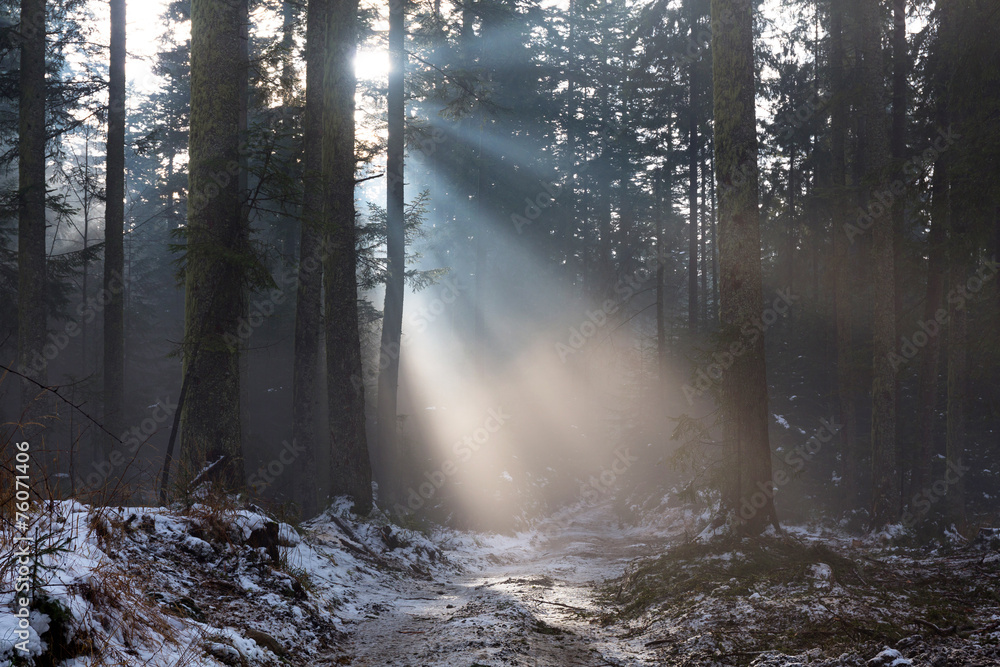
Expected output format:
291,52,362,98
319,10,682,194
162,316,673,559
711,0,777,534
17,0,47,429
687,0,700,334
291,0,329,518
915,0,950,498
829,0,858,509
180,0,249,491
323,0,373,513
102,0,126,457
858,0,898,527
376,0,406,502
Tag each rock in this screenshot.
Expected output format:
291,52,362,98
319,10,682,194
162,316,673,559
247,521,281,562
971,527,1000,551
245,628,286,657
205,641,246,667
867,647,912,666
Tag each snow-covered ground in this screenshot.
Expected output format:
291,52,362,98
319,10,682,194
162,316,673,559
3,499,999,666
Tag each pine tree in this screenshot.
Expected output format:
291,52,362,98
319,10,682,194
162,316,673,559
712,0,777,534
323,0,373,513
16,0,48,429
858,0,898,527
291,0,329,518
181,0,249,491
102,0,126,458
377,0,407,502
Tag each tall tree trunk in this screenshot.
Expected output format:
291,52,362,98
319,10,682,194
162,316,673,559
915,150,946,495
181,0,248,491
377,0,406,503
830,0,858,509
280,0,298,107
712,0,776,535
942,0,967,525
564,0,577,283
656,167,670,394
323,0,373,514
786,147,795,293
102,0,126,460
711,143,718,320
858,0,898,527
291,0,329,519
890,0,907,495
17,0,48,434
945,247,967,527
688,2,699,334
700,149,708,323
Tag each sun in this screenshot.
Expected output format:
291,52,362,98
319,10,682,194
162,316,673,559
355,49,391,82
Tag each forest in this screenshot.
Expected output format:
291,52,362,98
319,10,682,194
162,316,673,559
0,0,999,665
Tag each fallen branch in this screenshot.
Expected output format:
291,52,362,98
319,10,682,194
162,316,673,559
331,515,363,544
530,598,587,612
915,618,956,635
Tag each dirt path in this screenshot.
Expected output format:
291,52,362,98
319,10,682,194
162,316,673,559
335,505,675,666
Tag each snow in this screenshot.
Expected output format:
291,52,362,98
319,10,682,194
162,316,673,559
0,612,45,661
867,647,913,666
3,496,999,666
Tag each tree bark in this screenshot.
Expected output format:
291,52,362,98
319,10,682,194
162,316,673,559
688,0,699,334
858,0,898,527
16,0,48,431
377,0,406,504
945,250,967,527
181,0,248,491
102,0,126,460
712,0,777,534
915,150,946,495
890,0,907,496
323,0,373,514
830,0,859,509
291,0,329,518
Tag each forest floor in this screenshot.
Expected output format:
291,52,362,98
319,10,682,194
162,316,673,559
329,503,1000,667
2,499,1000,666
330,502,676,666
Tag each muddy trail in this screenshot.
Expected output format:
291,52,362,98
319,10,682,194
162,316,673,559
334,505,673,667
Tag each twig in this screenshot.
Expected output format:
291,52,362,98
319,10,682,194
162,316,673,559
330,515,362,544
355,172,384,184
915,618,956,635
530,598,587,612
0,362,125,446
